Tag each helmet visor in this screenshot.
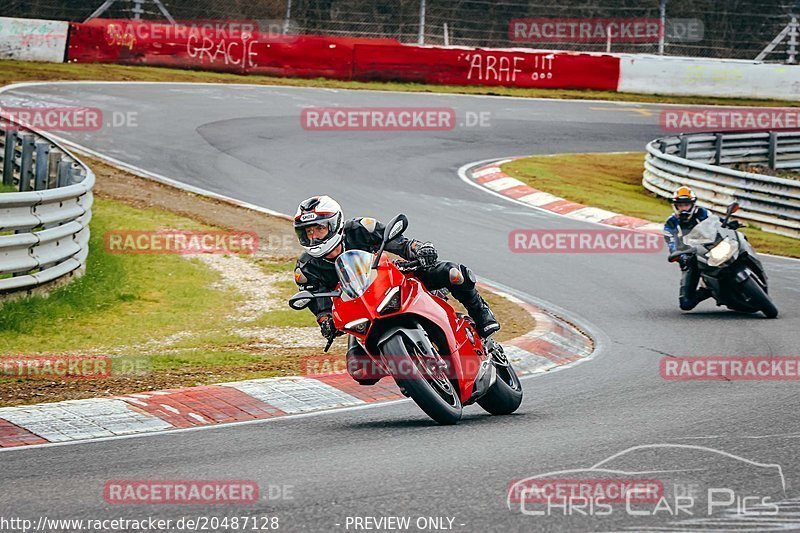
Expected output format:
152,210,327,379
294,214,339,247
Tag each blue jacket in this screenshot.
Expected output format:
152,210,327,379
663,207,712,254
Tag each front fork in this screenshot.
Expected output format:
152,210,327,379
467,338,503,403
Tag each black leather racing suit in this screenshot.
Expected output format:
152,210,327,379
663,207,713,310
294,217,484,320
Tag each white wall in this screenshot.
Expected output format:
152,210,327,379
0,17,69,63
618,54,800,101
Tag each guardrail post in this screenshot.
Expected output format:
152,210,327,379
47,150,63,189
679,136,689,159
768,132,778,170
3,130,16,186
19,134,35,192
57,160,73,187
69,164,81,185
34,142,51,191
714,133,723,165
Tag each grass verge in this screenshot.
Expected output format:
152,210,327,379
1,59,798,107
502,153,800,258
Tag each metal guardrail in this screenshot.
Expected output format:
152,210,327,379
643,131,800,238
0,118,94,295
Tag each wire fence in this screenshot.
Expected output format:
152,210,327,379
1,0,799,61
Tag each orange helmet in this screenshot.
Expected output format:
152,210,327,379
671,186,698,221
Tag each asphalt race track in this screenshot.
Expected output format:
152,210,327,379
2,83,800,532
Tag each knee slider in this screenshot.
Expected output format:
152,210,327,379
448,264,475,289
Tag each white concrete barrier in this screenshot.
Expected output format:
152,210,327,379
618,54,800,101
0,17,69,62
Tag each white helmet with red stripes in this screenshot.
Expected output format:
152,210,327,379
293,196,344,258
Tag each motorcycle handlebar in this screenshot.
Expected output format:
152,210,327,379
395,259,421,271
669,247,695,261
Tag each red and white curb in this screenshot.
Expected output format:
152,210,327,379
0,286,591,448
469,159,663,234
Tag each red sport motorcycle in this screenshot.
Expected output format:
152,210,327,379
289,214,523,424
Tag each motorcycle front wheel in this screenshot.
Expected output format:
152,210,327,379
741,275,778,318
380,333,462,425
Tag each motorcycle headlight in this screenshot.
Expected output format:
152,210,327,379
707,238,739,267
377,287,402,315
344,318,370,334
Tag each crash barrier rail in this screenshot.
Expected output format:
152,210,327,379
643,131,800,238
0,116,94,295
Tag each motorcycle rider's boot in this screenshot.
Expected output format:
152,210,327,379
679,266,706,311
455,289,500,338
696,286,712,304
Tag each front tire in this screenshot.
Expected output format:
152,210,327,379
380,333,462,425
741,275,778,318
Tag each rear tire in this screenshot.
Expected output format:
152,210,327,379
380,334,462,425
478,346,523,415
742,275,778,318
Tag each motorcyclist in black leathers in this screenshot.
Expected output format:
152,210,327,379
663,186,738,311
292,196,500,383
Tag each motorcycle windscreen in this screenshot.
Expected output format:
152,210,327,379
335,250,378,299
684,217,722,247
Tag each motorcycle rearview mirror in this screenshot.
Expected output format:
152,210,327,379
384,214,408,242
722,201,740,227
288,290,314,310
372,214,408,269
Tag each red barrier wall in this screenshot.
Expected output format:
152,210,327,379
353,44,619,91
67,20,621,91
68,20,395,79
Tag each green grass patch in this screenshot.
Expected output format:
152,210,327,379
2,59,798,108
503,153,800,258
0,195,322,405
0,198,237,354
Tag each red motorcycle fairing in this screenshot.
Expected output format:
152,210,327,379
331,255,485,403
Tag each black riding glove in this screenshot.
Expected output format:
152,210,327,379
416,242,438,269
678,254,692,271
318,314,337,339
